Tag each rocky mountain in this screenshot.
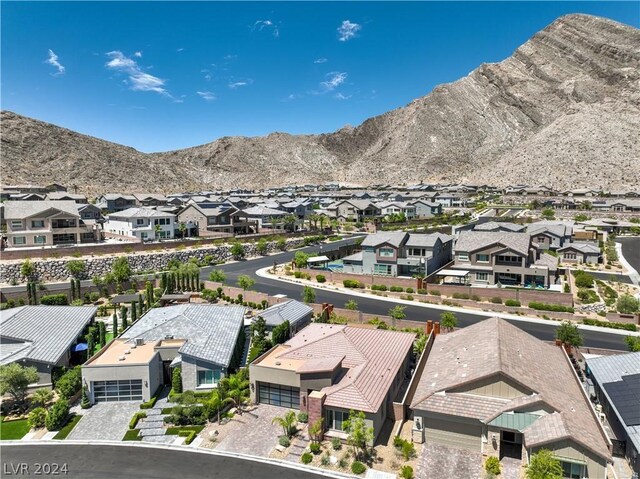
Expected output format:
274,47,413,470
2,14,639,195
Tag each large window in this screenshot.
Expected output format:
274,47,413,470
10,220,23,230
13,236,26,245
258,383,299,408
378,247,395,257
374,264,392,275
476,272,488,282
52,219,76,229
53,233,76,244
326,409,349,431
197,369,221,387
561,461,585,479
409,248,427,257
496,255,521,264
154,218,170,225
457,253,469,261
33,235,46,245
31,220,45,228
476,254,489,263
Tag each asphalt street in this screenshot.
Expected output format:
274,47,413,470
1,444,334,479
619,236,640,274
201,238,633,351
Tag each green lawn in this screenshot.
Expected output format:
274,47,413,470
92,333,114,355
165,425,205,435
53,414,82,440
0,418,30,440
122,429,142,441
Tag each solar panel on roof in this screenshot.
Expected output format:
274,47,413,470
603,373,640,426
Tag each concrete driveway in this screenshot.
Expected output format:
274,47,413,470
67,402,141,441
212,404,284,457
416,443,482,479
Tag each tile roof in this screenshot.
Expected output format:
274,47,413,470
410,318,611,460
527,222,572,238
405,233,453,248
361,231,408,248
108,207,175,219
3,200,80,220
0,306,96,364
454,231,533,256
533,253,558,271
277,324,415,413
242,206,287,216
474,222,526,232
260,300,313,328
558,242,601,254
121,304,245,366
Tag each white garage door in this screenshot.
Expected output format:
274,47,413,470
425,417,482,451
92,379,143,402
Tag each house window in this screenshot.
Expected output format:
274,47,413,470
154,218,170,225
564,252,576,260
378,247,394,257
52,219,76,228
11,220,23,229
496,255,520,264
31,220,45,228
476,272,488,282
476,254,489,263
33,235,46,245
374,264,392,275
13,236,26,245
197,369,221,387
458,253,469,261
141,232,148,240
409,248,426,256
561,461,585,479
136,219,145,226
325,409,350,431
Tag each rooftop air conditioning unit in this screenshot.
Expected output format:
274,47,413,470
135,338,145,347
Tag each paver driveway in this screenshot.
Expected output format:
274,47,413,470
416,443,483,479
67,402,141,441
213,404,284,457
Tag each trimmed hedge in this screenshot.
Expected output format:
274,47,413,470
40,294,69,305
315,275,326,283
390,286,404,292
583,318,637,331
528,302,574,313
490,297,503,304
371,284,388,291
140,386,163,409
129,411,147,429
343,279,364,288
505,299,521,307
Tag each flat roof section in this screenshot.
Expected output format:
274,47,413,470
87,339,159,366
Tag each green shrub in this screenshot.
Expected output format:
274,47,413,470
351,461,366,475
343,279,364,288
371,284,388,291
505,299,521,307
452,292,470,299
279,436,291,447
393,435,405,449
390,286,404,292
528,302,574,313
485,456,501,475
564,283,570,293
45,399,70,431
321,453,330,466
331,437,342,450
40,294,69,305
574,271,595,288
301,452,313,464
417,288,427,295
577,289,599,303
401,441,416,460
490,297,503,304
405,287,414,294
294,271,303,279
583,318,637,331
315,275,326,283
429,290,441,296
28,407,48,428
129,411,147,429
338,457,349,469
470,294,481,301
55,367,82,399
400,465,414,479
309,442,322,454
297,412,308,423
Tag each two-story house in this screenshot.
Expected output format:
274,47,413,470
342,231,453,277
375,201,416,220
133,194,169,207
177,203,256,235
408,199,442,219
104,207,176,241
326,200,382,222
451,231,558,288
3,201,98,248
96,194,137,213
526,221,573,250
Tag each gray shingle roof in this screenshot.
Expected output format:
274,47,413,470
361,231,407,248
3,200,80,220
121,304,245,367
0,306,96,364
242,206,286,216
454,231,533,256
558,242,601,254
475,221,526,232
108,207,174,219
405,233,453,248
260,300,313,328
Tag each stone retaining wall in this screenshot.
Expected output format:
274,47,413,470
0,238,305,284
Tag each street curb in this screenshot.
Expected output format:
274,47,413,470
2,440,356,478
257,267,640,337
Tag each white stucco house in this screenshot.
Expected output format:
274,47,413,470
104,207,176,241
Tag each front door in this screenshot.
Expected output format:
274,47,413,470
162,361,172,384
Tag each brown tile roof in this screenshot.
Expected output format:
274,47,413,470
278,324,415,413
410,318,611,461
454,231,533,256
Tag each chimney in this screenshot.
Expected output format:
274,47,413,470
426,320,433,335
434,322,441,335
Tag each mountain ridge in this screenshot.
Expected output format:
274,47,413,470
2,13,639,195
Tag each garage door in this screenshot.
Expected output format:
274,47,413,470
425,417,481,451
258,383,300,408
92,380,143,402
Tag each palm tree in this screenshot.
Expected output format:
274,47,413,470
154,223,162,241
209,387,234,424
272,410,298,438
219,371,250,415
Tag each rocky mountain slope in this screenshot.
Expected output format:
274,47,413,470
2,14,639,195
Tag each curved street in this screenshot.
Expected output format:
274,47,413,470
201,237,635,351
1,443,338,479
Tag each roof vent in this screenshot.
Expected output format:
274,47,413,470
275,361,281,366
124,349,131,355
135,338,145,346
131,344,137,349
118,355,126,361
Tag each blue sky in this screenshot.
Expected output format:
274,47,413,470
2,1,638,153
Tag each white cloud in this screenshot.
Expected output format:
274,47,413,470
228,79,253,89
314,58,328,64
253,19,279,38
320,72,347,91
45,49,65,75
337,20,361,42
105,51,170,97
334,92,352,100
134,51,142,58
197,91,216,101
176,48,185,52
282,93,303,102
